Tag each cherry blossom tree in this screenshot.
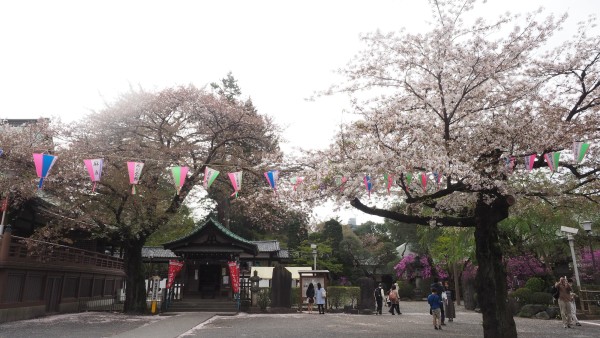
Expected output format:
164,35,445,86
299,1,600,337
39,84,283,312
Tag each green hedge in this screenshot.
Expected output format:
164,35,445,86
291,287,301,306
530,291,553,305
524,277,546,292
258,288,271,310
326,286,360,309
396,281,414,299
510,287,533,306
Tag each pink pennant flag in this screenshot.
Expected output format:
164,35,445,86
290,176,304,191
503,157,515,174
170,166,189,195
127,162,144,194
228,171,243,197
384,174,394,194
335,176,348,191
524,154,536,171
83,159,104,192
420,172,428,192
544,152,561,173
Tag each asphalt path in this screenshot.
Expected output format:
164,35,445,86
0,301,599,338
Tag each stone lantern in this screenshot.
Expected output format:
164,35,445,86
250,270,261,306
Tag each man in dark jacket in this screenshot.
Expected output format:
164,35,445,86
374,283,385,315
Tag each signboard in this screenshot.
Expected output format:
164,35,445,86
301,276,325,297
228,261,240,294
166,260,184,289
151,275,160,301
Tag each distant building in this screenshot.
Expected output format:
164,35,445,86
348,218,357,229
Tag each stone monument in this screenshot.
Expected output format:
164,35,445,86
358,277,375,313
270,264,292,309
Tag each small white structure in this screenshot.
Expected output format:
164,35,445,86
250,267,311,288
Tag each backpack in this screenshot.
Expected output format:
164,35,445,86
551,286,559,300
374,287,383,299
389,290,398,302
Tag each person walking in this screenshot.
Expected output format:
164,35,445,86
569,291,581,326
374,283,385,315
428,287,443,330
555,277,573,328
306,282,315,314
388,284,401,315
443,280,456,322
431,278,446,325
315,282,326,314
566,279,581,326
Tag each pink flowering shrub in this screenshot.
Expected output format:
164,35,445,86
579,249,600,282
462,261,477,281
505,254,551,289
394,254,448,280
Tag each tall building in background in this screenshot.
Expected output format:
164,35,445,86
348,217,357,230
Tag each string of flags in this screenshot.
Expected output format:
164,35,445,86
26,141,592,196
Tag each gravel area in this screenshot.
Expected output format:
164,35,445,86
1,301,599,338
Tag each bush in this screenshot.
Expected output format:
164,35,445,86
530,292,553,305
327,287,344,309
291,287,301,307
326,286,360,309
510,287,533,306
524,277,546,292
347,287,360,308
396,281,414,299
257,288,270,311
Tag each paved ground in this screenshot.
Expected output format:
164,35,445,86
0,302,598,338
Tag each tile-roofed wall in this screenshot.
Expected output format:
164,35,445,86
142,247,177,259
252,240,280,252
276,249,290,259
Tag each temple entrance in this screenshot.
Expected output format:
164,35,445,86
184,262,225,299
197,264,221,298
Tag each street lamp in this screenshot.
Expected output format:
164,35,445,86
561,226,581,288
311,244,317,270
581,221,598,281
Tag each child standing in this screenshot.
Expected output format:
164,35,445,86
428,288,443,330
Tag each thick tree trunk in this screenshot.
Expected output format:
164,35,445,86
474,195,517,338
123,239,148,313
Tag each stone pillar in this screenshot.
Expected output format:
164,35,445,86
271,264,292,308
0,225,12,261
358,277,375,312
0,226,12,301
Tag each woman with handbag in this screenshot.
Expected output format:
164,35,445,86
306,283,315,314
388,284,401,315
315,282,326,314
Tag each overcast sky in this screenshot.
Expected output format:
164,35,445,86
1,0,598,224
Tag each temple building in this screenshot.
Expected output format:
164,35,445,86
145,217,290,302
